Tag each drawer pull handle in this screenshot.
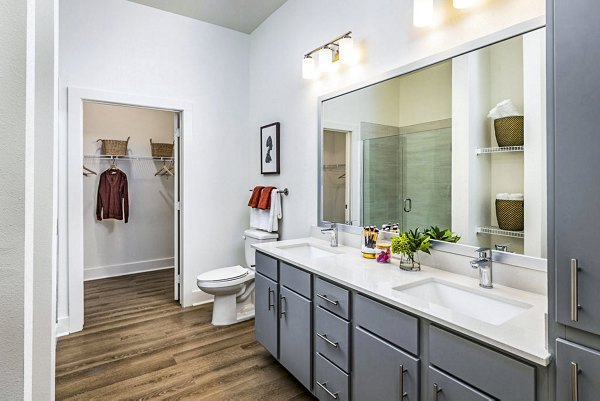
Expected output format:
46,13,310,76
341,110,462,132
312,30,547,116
571,259,581,322
571,361,580,401
317,332,339,348
400,364,407,399
279,294,286,318
267,287,275,311
317,381,339,399
317,293,339,306
433,383,441,401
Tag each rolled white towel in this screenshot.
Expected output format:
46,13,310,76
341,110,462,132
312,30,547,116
488,99,522,119
508,193,524,200
496,193,510,200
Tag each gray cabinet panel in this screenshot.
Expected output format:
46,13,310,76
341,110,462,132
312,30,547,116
255,251,278,281
314,306,350,372
315,277,350,320
354,294,418,355
280,262,312,298
255,272,278,358
428,366,493,401
429,326,535,400
557,339,600,401
554,0,600,335
279,286,312,389
315,352,349,401
353,326,419,401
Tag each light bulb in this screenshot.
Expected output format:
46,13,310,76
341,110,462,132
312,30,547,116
302,56,316,79
318,47,333,72
339,36,356,64
453,0,477,9
413,0,433,27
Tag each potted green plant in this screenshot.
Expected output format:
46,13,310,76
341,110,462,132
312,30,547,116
424,226,461,243
391,228,431,271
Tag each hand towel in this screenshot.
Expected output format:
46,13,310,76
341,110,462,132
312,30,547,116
250,188,283,232
248,186,264,208
258,186,276,210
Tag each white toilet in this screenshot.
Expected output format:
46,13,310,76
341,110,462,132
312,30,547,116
196,229,278,326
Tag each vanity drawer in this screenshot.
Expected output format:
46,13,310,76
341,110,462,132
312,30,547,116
314,306,351,372
314,277,350,320
353,294,418,355
315,352,349,401
280,262,311,298
428,366,494,401
255,252,278,281
429,326,535,401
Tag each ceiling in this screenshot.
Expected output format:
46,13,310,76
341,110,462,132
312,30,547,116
127,0,288,34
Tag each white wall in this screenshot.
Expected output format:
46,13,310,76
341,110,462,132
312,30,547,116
249,0,545,241
58,0,251,325
82,103,175,280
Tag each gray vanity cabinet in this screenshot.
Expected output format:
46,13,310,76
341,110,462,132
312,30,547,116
553,0,600,336
556,339,600,401
255,271,279,358
353,326,419,401
428,366,493,401
279,285,312,389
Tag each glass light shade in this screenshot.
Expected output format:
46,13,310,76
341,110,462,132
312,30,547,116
413,0,433,27
318,47,333,72
339,36,355,64
302,56,316,79
453,0,477,9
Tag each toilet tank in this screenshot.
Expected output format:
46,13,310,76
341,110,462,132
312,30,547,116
243,229,278,269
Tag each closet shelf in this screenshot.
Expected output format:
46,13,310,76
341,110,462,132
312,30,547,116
477,226,524,239
83,155,173,162
476,146,524,155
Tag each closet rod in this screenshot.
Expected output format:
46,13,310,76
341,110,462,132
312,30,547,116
83,155,174,162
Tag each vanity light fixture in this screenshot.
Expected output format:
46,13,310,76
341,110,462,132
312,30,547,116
302,31,354,80
413,0,434,27
453,0,478,9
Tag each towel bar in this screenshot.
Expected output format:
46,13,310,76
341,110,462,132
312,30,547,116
249,188,289,196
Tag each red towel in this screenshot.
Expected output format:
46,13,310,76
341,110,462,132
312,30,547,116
258,186,276,210
248,186,264,208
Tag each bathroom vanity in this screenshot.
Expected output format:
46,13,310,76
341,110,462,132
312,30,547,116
253,239,550,401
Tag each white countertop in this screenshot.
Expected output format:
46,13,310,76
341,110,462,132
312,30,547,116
254,237,551,366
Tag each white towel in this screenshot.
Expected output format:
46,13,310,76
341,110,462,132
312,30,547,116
496,193,524,200
487,99,522,119
250,189,282,232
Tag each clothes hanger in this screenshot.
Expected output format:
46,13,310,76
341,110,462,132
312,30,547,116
155,160,168,176
83,165,97,177
109,157,119,174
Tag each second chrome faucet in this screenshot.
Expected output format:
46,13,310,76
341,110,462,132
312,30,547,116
471,247,493,289
321,222,338,247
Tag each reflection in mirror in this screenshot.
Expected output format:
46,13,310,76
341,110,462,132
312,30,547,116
320,28,547,258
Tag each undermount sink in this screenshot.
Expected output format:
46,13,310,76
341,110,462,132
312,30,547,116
276,243,342,259
393,278,532,325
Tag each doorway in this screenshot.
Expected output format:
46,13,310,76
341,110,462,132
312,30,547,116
322,129,351,224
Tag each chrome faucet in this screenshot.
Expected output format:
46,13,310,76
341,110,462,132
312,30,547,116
471,247,493,289
321,222,338,247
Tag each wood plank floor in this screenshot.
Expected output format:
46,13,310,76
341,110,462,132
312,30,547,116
56,269,315,400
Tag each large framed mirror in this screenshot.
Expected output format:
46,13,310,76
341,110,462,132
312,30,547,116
318,26,547,267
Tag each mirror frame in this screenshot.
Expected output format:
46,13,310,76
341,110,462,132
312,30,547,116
317,16,547,271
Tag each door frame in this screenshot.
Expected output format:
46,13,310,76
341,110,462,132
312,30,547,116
66,87,192,333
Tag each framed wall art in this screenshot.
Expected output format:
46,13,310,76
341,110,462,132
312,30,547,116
260,122,280,174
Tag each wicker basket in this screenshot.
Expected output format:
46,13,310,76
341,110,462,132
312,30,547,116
494,116,524,147
97,137,130,156
495,199,524,231
150,139,174,158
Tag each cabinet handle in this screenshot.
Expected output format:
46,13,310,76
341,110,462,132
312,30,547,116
316,293,339,306
571,361,580,401
317,381,339,399
267,287,275,311
433,383,441,401
571,258,581,322
399,365,408,399
279,294,286,318
316,332,339,348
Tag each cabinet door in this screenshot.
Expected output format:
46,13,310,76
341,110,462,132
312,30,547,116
554,0,600,335
428,366,493,401
255,272,278,358
557,339,600,401
353,326,419,401
279,286,312,389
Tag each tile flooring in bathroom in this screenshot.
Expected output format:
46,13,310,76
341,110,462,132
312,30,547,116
55,269,314,400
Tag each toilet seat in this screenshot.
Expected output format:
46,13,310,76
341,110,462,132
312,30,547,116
196,265,254,289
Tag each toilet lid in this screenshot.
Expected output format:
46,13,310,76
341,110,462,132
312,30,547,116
196,265,249,283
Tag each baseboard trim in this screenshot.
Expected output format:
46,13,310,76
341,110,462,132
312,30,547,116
84,257,174,281
56,317,70,337
190,289,214,307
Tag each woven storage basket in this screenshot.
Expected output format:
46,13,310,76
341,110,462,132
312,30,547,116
494,116,524,147
97,137,130,156
150,139,174,158
495,199,524,231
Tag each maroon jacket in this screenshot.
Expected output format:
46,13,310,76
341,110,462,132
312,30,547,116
96,169,129,223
